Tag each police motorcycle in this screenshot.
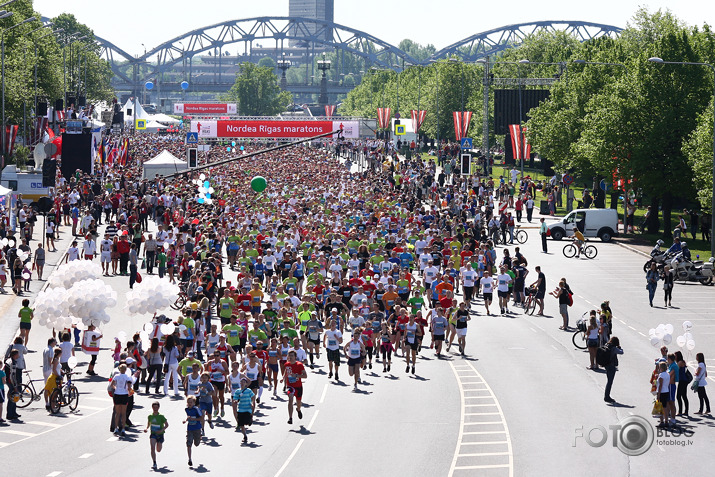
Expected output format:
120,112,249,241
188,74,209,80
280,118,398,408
642,240,675,274
668,243,715,285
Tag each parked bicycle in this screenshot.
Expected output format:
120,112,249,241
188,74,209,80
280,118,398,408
522,286,538,315
572,312,591,349
49,372,80,414
563,239,598,259
14,370,44,409
170,281,190,310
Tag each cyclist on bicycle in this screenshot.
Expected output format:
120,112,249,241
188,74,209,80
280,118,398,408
570,229,586,258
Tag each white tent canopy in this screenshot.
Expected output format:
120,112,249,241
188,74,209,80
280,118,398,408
150,113,180,125
122,99,149,123
142,150,188,179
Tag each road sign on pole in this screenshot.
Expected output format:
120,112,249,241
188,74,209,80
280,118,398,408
460,137,473,150
186,132,198,144
562,174,574,186
600,179,611,192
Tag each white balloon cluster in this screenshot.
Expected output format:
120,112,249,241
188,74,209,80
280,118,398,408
193,173,215,205
35,275,117,330
648,323,674,347
0,237,16,248
675,321,696,351
125,276,179,316
48,259,103,290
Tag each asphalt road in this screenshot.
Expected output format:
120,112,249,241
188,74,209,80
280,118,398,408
2,202,714,476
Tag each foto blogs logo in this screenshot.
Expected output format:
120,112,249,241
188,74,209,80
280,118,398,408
574,415,694,455
573,415,656,456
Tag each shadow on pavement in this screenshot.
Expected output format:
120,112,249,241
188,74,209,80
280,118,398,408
290,425,315,435
153,466,173,474
608,402,635,408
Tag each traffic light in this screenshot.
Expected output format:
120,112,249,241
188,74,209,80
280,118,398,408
187,148,198,168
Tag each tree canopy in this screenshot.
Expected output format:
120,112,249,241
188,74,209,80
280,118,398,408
223,63,292,116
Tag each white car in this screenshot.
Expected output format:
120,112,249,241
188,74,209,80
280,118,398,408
547,208,619,242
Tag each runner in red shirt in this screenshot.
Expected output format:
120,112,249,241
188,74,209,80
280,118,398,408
282,350,307,424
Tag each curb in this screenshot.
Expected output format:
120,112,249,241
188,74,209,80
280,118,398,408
614,241,650,258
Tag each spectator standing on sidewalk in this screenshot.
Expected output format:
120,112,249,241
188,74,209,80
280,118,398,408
539,218,548,253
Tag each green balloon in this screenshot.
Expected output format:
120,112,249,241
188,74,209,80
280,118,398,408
251,176,267,193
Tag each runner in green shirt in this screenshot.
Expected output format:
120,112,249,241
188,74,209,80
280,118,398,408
222,315,244,349
144,401,168,469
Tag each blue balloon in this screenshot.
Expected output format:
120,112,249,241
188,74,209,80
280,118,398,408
206,193,211,199
203,180,210,188
180,81,189,90
145,81,154,90
198,197,204,204
231,141,236,147
226,147,231,152
240,146,244,151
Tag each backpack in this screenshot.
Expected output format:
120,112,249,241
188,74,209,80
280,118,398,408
567,293,573,307
596,346,612,367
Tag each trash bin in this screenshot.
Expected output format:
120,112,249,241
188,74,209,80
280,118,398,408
539,200,550,215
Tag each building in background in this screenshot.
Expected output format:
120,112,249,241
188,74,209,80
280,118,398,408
289,0,334,43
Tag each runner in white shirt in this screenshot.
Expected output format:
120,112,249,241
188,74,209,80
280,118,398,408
461,266,478,303
480,270,495,315
496,266,513,315
65,241,80,262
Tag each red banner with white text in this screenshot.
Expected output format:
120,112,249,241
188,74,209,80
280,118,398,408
190,120,359,139
174,103,237,115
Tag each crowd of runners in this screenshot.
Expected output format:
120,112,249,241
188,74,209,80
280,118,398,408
1,131,567,468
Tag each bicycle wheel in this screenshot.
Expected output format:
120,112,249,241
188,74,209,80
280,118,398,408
515,230,528,244
584,245,598,259
67,385,79,411
49,388,62,414
563,244,577,258
572,331,587,350
526,296,537,315
15,383,35,409
171,294,186,310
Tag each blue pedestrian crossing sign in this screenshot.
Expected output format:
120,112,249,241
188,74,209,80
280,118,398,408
461,137,473,149
135,119,146,130
186,132,198,144
395,124,406,135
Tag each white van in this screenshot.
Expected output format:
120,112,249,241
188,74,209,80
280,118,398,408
547,208,619,242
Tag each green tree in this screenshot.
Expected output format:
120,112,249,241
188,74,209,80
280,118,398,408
398,39,436,62
223,63,292,116
683,101,714,210
52,13,113,102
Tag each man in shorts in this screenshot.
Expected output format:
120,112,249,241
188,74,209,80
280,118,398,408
283,350,307,424
144,401,168,470
183,396,203,468
100,233,113,276
232,377,256,444
305,313,324,369
323,319,343,381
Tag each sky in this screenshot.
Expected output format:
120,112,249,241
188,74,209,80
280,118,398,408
33,0,715,56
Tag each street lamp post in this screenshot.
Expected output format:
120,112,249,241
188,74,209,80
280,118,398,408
277,57,291,91
317,53,331,107
21,22,51,146
34,28,62,125
2,15,35,163
648,57,715,257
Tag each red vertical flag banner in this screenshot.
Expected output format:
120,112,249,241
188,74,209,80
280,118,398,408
325,105,336,118
411,110,427,133
377,108,392,129
453,111,473,141
509,124,530,160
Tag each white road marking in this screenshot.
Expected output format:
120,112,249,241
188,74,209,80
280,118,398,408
47,472,62,477
455,464,510,470
551,345,558,350
529,327,537,333
84,396,113,403
319,383,328,404
0,441,9,447
306,410,319,431
274,438,305,477
78,453,93,459
27,421,61,428
628,326,637,331
449,361,513,477
106,436,119,442
638,332,646,337
458,451,509,456
0,430,37,437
